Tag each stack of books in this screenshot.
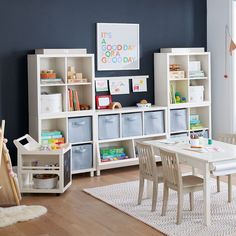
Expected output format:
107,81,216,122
68,88,80,111
100,147,128,162
189,71,205,78
41,78,64,84
41,130,65,147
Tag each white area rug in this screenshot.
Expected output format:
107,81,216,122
84,179,236,236
0,205,47,228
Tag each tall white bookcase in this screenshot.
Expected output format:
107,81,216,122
28,53,96,176
154,52,211,138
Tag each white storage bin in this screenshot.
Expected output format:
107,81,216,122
41,93,62,113
189,86,204,103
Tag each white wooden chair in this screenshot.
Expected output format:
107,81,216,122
159,148,204,224
214,133,236,202
136,142,163,212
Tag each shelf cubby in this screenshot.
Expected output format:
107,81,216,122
169,80,189,104
39,57,66,81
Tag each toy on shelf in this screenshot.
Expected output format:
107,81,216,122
169,64,185,79
67,66,88,84
96,95,112,109
190,114,204,130
109,102,122,109
175,92,187,104
40,70,63,84
136,99,151,108
100,146,128,162
80,104,90,110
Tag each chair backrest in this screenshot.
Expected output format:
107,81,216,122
215,133,236,145
159,148,182,189
136,142,157,179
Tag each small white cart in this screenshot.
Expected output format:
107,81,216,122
14,134,72,194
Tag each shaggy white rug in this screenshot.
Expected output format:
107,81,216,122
84,179,236,236
0,205,47,227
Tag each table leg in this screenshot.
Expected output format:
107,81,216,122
203,163,211,226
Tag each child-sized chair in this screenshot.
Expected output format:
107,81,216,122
160,148,203,224
136,142,163,212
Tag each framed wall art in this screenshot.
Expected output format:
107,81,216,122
97,23,139,71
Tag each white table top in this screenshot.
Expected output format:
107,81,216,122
145,139,236,163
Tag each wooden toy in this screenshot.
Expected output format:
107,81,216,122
136,99,151,108
0,120,21,206
80,104,90,110
67,66,88,84
109,102,122,109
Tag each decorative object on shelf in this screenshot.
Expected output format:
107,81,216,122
80,104,90,110
224,25,236,79
67,66,87,83
189,86,204,103
95,80,108,92
41,93,62,114
160,48,205,53
35,48,87,55
96,95,112,109
170,83,176,104
132,77,147,92
96,23,139,71
189,61,205,78
136,99,151,108
109,102,122,109
169,64,185,79
190,114,203,130
40,70,63,84
109,78,129,95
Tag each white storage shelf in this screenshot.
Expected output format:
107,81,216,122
95,107,167,174
28,53,96,177
15,135,72,194
154,51,211,139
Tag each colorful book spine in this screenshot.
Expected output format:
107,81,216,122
74,90,80,111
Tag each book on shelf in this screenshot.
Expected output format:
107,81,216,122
40,78,64,84
68,88,80,111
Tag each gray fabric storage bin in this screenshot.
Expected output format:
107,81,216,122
170,109,187,132
98,114,120,140
68,116,92,143
72,144,93,171
122,112,142,137
144,111,165,135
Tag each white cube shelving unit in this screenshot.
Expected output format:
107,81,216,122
28,53,96,177
154,51,211,138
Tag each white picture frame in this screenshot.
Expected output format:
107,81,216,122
97,23,140,71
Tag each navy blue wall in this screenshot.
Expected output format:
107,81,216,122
0,0,206,164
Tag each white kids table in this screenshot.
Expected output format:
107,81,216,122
145,139,236,226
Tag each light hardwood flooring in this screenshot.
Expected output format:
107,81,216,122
0,166,235,236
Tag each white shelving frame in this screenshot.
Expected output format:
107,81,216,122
154,52,212,138
94,104,168,176
28,53,96,177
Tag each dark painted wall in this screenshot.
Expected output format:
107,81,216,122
0,0,206,164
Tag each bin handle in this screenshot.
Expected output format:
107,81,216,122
72,121,86,126
126,117,137,121
74,148,87,153
151,115,159,119
105,117,115,123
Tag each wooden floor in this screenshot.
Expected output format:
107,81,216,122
0,166,234,236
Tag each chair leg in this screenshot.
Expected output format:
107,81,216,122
177,191,183,225
228,174,232,203
189,192,194,211
161,182,169,216
151,181,158,212
216,176,220,192
138,177,144,205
